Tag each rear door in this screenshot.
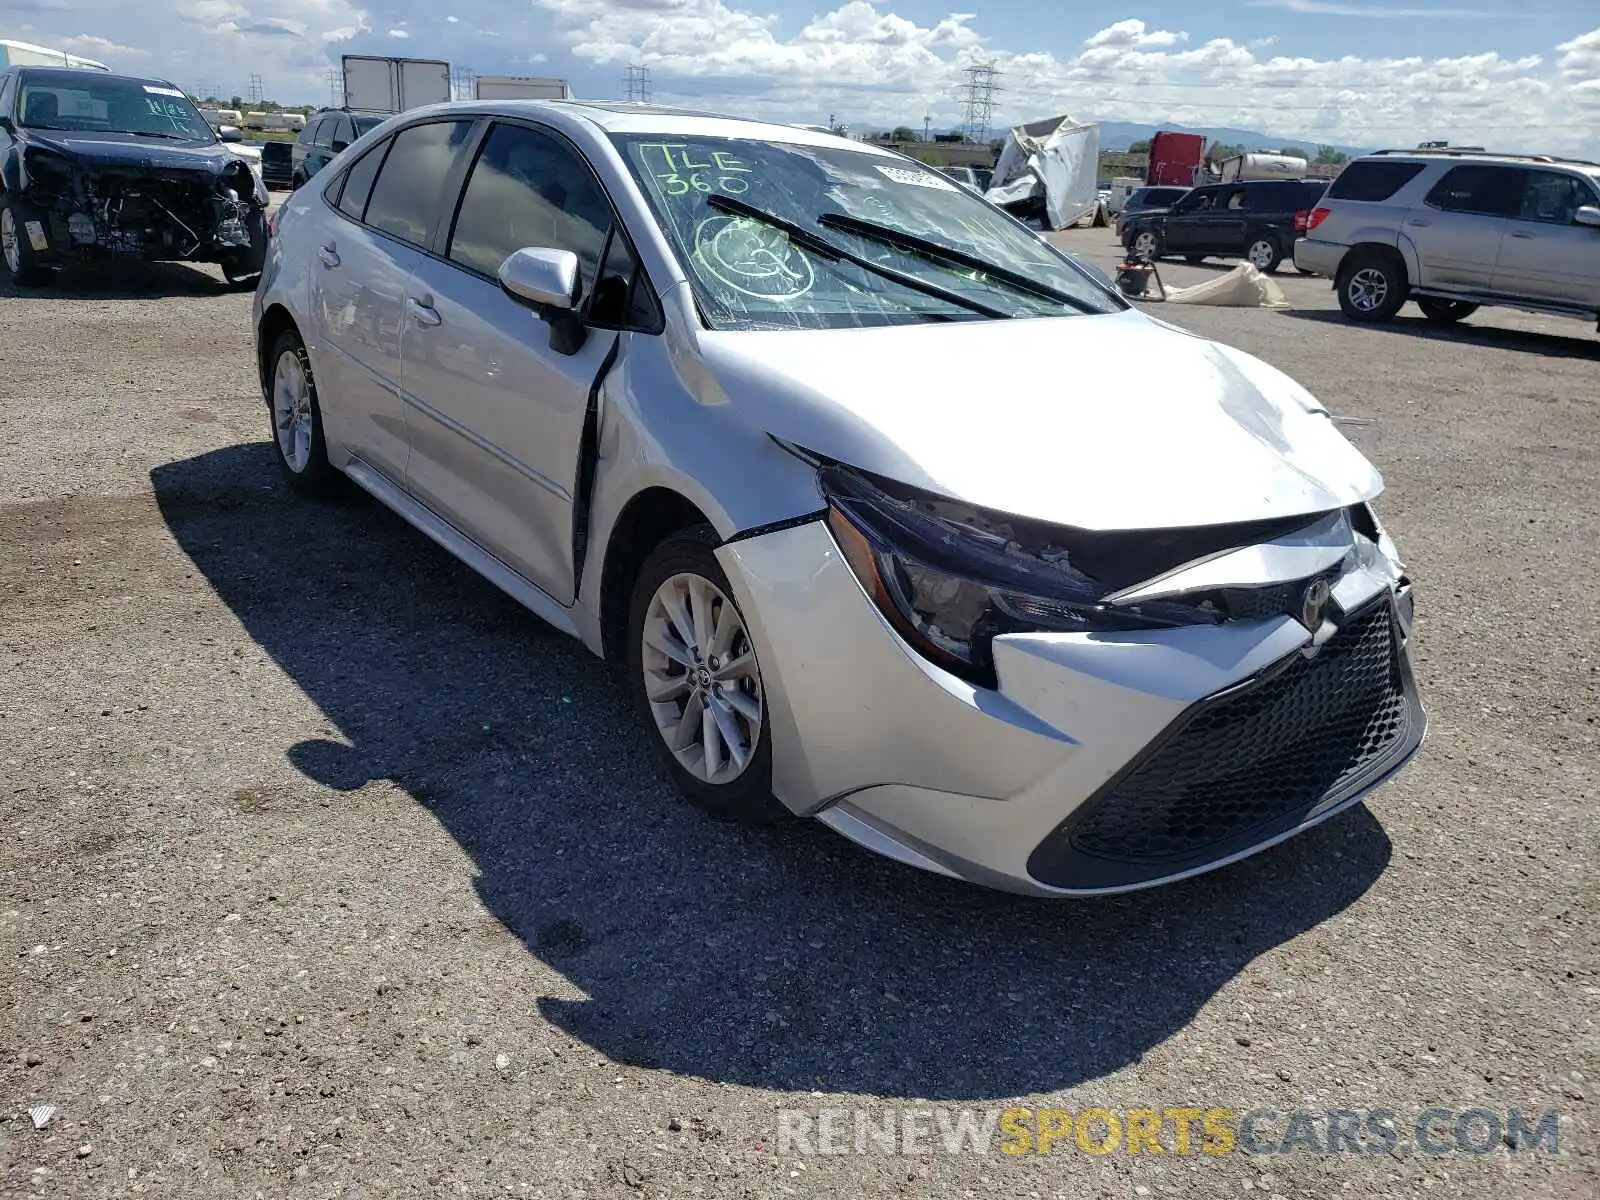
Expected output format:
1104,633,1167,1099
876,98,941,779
309,118,476,486
1492,169,1600,308
401,119,654,603
1407,164,1518,291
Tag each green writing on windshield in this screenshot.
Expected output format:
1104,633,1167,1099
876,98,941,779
637,142,753,197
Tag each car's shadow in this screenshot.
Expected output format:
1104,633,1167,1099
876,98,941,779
1283,308,1600,360
152,443,1394,1101
0,260,229,300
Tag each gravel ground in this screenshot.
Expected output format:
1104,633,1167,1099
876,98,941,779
1,222,1595,1199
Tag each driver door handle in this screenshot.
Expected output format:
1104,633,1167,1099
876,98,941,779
317,244,340,269
408,296,442,327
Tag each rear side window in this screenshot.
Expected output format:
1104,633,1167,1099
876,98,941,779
311,117,334,149
331,116,355,150
446,122,612,290
1327,160,1426,202
1424,165,1522,217
297,118,317,145
336,137,389,221
363,119,476,248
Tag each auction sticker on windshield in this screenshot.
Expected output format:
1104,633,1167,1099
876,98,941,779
875,164,957,191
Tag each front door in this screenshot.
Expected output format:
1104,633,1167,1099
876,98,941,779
1407,164,1517,292
1161,189,1216,252
1492,169,1600,308
401,119,621,603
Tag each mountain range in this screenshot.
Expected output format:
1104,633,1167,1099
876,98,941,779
1087,120,1373,158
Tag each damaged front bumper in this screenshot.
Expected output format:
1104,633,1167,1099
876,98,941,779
714,515,1426,897
13,145,267,267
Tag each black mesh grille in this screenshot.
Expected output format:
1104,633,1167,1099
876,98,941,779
1064,598,1411,865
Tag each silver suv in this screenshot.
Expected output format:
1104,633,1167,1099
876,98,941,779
1294,150,1600,330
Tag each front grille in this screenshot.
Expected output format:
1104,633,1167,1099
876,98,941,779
1031,596,1418,884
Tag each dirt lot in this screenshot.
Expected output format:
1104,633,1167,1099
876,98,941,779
1,223,1596,1199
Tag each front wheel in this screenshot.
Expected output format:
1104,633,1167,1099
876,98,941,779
1129,230,1163,261
1336,255,1409,323
0,195,49,287
1245,237,1283,273
627,527,786,825
1416,297,1478,324
221,208,267,291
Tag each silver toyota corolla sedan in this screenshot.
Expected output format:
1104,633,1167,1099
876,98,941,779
252,100,1427,897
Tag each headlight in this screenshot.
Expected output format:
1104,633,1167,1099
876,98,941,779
23,146,75,189
820,466,1222,685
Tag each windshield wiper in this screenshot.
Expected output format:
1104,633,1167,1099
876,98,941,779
705,193,1011,320
817,212,1100,314
127,131,202,141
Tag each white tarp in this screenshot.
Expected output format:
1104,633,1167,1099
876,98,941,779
1162,262,1289,308
984,114,1101,230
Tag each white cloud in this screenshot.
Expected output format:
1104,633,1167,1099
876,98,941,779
1557,28,1600,78
62,33,148,56
387,28,409,38
1084,19,1187,50
1246,0,1533,18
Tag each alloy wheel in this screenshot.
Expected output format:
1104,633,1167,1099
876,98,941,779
641,572,763,785
1345,267,1390,313
1247,239,1277,269
1132,232,1158,258
272,349,313,472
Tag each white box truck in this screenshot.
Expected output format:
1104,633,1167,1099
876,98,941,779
472,75,572,101
341,54,451,114
0,37,110,71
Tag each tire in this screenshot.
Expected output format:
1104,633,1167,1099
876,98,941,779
626,526,787,826
0,194,49,288
1129,229,1163,261
1336,254,1409,323
1416,297,1479,325
1245,236,1283,273
266,328,338,494
221,208,267,291
1184,255,1207,265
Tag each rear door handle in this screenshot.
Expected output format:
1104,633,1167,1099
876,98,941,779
1406,218,1431,227
317,244,340,268
408,296,442,327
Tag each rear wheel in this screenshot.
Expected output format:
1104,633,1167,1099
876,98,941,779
1129,229,1163,261
1416,297,1478,324
0,195,49,287
1245,236,1283,273
627,527,786,825
267,328,338,494
1336,254,1409,323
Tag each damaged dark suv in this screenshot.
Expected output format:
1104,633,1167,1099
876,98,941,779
0,66,269,289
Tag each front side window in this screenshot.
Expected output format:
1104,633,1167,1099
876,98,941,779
613,134,1123,330
447,122,612,288
17,71,213,140
363,118,475,248
1516,171,1597,224
1425,165,1522,217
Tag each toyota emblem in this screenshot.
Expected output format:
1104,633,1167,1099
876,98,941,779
1300,578,1332,631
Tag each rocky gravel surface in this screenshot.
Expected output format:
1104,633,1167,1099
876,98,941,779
0,228,1595,1198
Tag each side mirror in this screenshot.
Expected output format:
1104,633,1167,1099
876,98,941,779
1575,206,1600,228
499,247,585,354
218,126,243,142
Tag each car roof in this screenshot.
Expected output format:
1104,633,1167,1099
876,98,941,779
15,65,180,91
385,98,903,155
1361,149,1600,177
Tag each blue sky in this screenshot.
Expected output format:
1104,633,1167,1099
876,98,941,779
14,2,1600,154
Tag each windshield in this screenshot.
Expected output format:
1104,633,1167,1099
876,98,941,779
17,73,214,141
612,134,1123,330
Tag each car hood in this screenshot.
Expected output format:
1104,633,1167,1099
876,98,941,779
22,129,232,173
688,308,1383,532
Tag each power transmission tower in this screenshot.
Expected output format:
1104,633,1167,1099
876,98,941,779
247,73,264,105
623,65,652,103
922,113,931,142
327,68,343,107
451,66,477,100
957,61,1001,144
